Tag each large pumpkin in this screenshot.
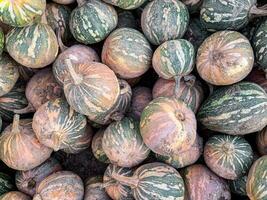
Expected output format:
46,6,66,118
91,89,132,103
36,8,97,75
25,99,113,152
92,129,110,164
197,31,254,85
103,0,147,9
0,28,3,55
0,191,31,200
256,127,267,155
84,176,111,200
0,173,14,196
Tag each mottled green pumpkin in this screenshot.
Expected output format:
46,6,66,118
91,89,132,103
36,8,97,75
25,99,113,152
103,0,147,9
92,129,110,164
6,23,58,68
0,28,4,55
102,28,152,79
0,0,46,27
84,176,111,200
0,191,31,200
246,156,267,200
256,127,267,155
198,82,267,135
229,175,247,196
141,0,189,45
0,173,15,196
70,0,118,44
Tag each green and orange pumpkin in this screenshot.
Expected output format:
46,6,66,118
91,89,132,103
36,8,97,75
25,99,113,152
84,176,111,200
92,129,110,164
0,191,31,200
256,127,267,155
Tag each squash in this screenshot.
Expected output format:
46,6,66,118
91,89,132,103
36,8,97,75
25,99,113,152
140,97,197,156
6,23,58,68
196,31,254,85
117,11,138,29
0,28,3,55
204,134,254,180
33,171,84,200
52,0,75,5
0,0,46,27
256,127,267,155
141,0,189,45
229,175,247,196
84,176,111,200
102,28,152,79
32,98,93,153
0,115,53,170
15,157,62,196
246,68,267,93
0,191,31,200
92,129,110,164
197,82,267,135
102,117,150,168
103,0,147,9
70,0,118,44
181,164,231,200
0,173,14,196
246,156,267,200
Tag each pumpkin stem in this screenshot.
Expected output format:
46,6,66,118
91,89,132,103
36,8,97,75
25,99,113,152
250,4,267,17
64,59,83,85
56,27,67,52
13,103,35,114
110,112,124,121
40,13,48,24
184,75,196,88
77,0,87,6
175,111,185,121
12,114,20,134
111,173,139,189
174,76,181,99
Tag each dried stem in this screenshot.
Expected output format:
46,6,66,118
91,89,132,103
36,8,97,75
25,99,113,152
174,76,181,99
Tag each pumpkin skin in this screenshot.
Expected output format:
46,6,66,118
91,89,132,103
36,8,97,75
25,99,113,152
229,175,247,196
140,97,197,156
0,0,46,27
246,69,267,93
70,0,118,44
15,157,62,196
246,156,267,200
197,82,267,135
102,28,152,79
6,23,59,68
256,127,267,155
141,0,189,45
196,31,254,86
181,164,231,200
0,191,31,200
92,129,110,164
32,98,92,153
52,0,75,5
103,0,147,9
33,171,84,200
0,115,53,171
0,173,15,196
204,134,254,180
0,28,3,55
84,176,111,200
102,117,150,168
0,53,20,97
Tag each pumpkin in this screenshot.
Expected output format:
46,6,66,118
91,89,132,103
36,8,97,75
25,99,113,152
0,0,46,27
32,98,92,153
103,0,147,9
140,97,197,156
256,127,267,155
52,0,75,5
17,66,37,82
246,155,267,200
33,171,84,200
181,164,231,200
102,117,150,168
141,0,189,45
92,129,110,164
117,11,138,29
102,28,152,79
70,0,118,44
197,82,267,135
229,175,247,196
181,0,203,13
0,191,31,200
103,164,134,200
15,157,62,196
0,173,14,196
6,23,59,68
84,176,111,200
196,31,254,85
152,75,204,113
0,28,3,55
204,134,254,180
0,53,20,97
111,162,185,200
246,68,267,93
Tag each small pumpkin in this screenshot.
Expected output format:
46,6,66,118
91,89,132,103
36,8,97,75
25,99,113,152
0,173,15,196
92,129,110,164
32,98,93,153
33,171,84,200
197,31,254,85
0,0,46,27
229,175,247,196
52,0,75,5
256,127,267,155
117,11,138,29
0,191,31,200
0,28,3,55
84,176,111,200
103,0,147,9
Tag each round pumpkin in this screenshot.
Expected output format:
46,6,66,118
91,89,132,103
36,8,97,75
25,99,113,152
197,31,254,85
229,175,247,196
103,0,147,9
246,69,267,93
117,11,138,29
140,97,197,156
102,28,152,79
204,134,254,180
0,191,31,200
70,0,118,44
15,157,62,196
141,0,189,45
84,176,111,200
246,155,267,200
33,171,84,200
32,98,92,153
6,23,59,68
0,0,46,27
256,127,267,155
0,28,3,55
0,173,14,196
92,129,110,164
52,0,75,5
0,115,52,171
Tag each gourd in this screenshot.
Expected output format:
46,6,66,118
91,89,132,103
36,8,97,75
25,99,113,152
70,0,118,44
141,0,189,45
0,191,31,200
52,0,76,5
204,134,254,180
0,0,46,27
0,115,53,170
32,98,93,153
33,171,84,200
0,28,3,55
246,68,267,93
102,117,150,168
102,28,152,79
197,82,267,135
117,11,138,29
229,175,247,196
196,31,254,85
140,97,197,156
0,173,14,196
103,0,147,9
84,176,111,200
15,157,62,196
92,129,110,164
256,127,267,155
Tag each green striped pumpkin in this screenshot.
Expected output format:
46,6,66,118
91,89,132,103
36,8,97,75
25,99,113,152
84,176,111,200
141,0,189,45
0,28,3,55
0,173,14,196
204,134,254,180
229,175,247,196
246,156,267,200
70,0,118,44
92,129,110,164
197,82,267,135
0,0,46,27
6,23,59,69
0,191,31,200
256,127,267,155
102,117,150,168
103,0,147,9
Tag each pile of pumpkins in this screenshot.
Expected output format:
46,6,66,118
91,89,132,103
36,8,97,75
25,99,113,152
0,0,266,199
